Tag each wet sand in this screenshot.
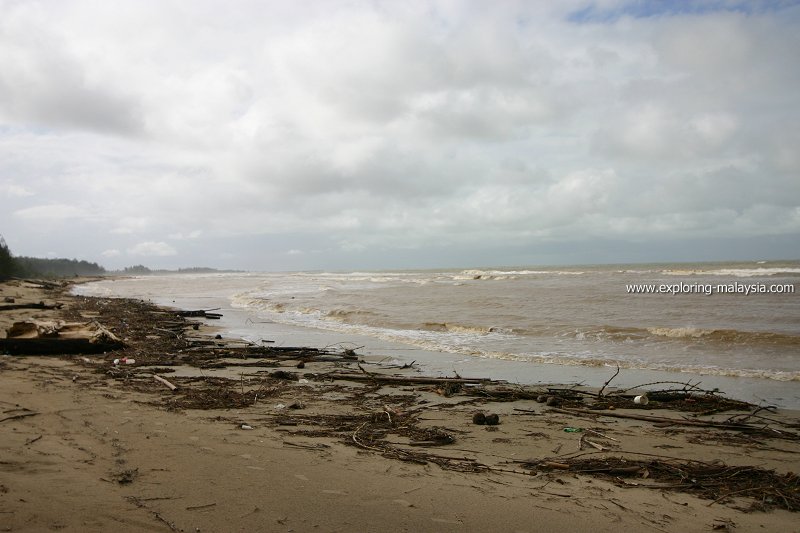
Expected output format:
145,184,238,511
1,278,798,532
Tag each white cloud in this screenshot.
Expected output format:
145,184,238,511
691,112,738,147
101,248,121,257
13,203,87,221
0,182,33,197
168,230,202,240
0,1,798,269
127,241,177,257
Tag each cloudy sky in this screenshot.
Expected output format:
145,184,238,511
1,0,798,271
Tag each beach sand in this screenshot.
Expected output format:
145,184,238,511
1,278,798,532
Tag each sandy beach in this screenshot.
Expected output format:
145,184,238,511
1,278,798,533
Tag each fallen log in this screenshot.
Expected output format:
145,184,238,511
0,337,123,355
324,373,489,385
14,278,64,290
176,309,223,319
0,301,63,311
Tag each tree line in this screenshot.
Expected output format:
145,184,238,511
1,235,106,279
1,235,233,280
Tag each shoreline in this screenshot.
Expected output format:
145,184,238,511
72,273,800,409
1,278,799,532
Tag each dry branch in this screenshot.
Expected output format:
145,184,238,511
153,374,178,391
325,373,487,385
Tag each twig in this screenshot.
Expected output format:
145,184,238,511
609,380,705,396
154,512,178,532
153,375,178,391
186,503,217,511
585,428,619,442
352,422,383,452
707,487,763,507
597,365,620,398
0,411,38,423
548,407,797,436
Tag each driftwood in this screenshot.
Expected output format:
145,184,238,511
0,301,63,311
549,406,745,428
183,345,359,362
154,375,178,391
13,278,64,290
0,337,123,355
1,319,123,356
548,407,800,439
324,373,488,385
0,410,39,423
176,309,223,319
518,455,800,512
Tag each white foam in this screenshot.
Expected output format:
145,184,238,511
664,267,800,277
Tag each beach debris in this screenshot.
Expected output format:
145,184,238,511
597,365,621,398
711,519,736,531
0,300,63,311
517,456,800,512
153,374,178,391
325,373,487,386
563,427,583,433
0,408,39,423
484,413,500,425
408,427,456,446
270,370,297,381
578,433,607,451
240,424,254,430
547,407,800,440
186,502,217,511
472,412,500,425
539,461,570,470
113,467,139,485
633,394,649,405
176,308,223,319
436,381,462,396
0,320,123,355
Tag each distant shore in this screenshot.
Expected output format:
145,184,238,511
1,277,798,532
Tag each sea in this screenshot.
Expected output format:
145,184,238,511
73,260,800,408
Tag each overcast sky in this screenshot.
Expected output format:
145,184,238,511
1,0,798,271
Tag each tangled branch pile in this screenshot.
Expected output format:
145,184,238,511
525,456,800,512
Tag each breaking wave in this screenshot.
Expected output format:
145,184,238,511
455,269,585,280
663,267,800,277
565,325,800,347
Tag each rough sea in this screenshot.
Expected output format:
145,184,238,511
74,260,800,407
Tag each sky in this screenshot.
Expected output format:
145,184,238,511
1,0,799,271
